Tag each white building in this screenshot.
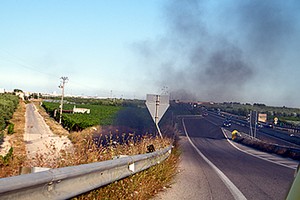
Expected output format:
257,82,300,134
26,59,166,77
73,106,90,114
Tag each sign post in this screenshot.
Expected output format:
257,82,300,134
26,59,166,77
249,110,258,138
146,94,169,138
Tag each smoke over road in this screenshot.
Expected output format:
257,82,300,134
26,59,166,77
134,0,300,105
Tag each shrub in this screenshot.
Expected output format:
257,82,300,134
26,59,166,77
0,94,19,131
7,123,14,135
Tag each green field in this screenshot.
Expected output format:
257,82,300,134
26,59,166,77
42,101,122,131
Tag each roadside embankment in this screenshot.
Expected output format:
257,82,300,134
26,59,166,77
233,132,300,160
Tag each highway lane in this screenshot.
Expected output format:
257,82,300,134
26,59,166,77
154,136,234,200
183,117,295,200
204,112,300,148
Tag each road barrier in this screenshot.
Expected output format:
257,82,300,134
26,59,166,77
0,145,172,200
286,164,300,199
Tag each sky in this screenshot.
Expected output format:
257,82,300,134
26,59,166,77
1,0,300,108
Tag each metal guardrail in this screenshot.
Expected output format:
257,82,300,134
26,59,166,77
0,145,172,200
286,164,300,199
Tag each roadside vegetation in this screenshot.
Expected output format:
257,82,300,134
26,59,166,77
0,96,181,199
0,94,19,132
0,99,26,177
72,139,179,200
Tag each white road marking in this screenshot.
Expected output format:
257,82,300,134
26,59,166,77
182,119,247,200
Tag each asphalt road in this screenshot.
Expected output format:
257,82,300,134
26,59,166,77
205,112,300,148
154,116,296,200
184,117,295,200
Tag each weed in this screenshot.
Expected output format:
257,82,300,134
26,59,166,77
7,123,14,135
0,147,13,166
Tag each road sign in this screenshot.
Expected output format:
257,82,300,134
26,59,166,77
258,113,267,123
274,117,278,125
146,94,169,123
145,94,170,138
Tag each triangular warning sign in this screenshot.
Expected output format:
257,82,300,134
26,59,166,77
145,94,169,123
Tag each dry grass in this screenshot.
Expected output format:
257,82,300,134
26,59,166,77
71,138,180,200
64,128,173,166
0,99,180,200
0,100,27,177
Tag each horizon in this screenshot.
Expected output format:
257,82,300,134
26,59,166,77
2,87,299,109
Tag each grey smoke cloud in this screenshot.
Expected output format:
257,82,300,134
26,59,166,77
134,0,299,103
236,1,295,54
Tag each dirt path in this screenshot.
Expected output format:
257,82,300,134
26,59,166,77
24,103,73,167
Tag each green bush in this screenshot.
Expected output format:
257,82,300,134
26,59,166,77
7,123,14,135
0,94,19,131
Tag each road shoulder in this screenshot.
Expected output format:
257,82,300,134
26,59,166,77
153,136,221,200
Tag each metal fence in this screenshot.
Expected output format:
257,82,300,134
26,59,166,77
0,145,172,200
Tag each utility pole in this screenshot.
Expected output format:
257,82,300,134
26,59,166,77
59,76,68,124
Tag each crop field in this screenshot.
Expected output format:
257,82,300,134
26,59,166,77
42,101,122,131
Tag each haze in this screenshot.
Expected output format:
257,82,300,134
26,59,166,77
1,0,300,107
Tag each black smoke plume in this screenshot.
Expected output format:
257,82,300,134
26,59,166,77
134,0,299,103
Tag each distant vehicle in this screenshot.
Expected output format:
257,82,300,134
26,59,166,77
264,123,273,128
203,113,208,116
257,123,263,128
223,120,231,127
